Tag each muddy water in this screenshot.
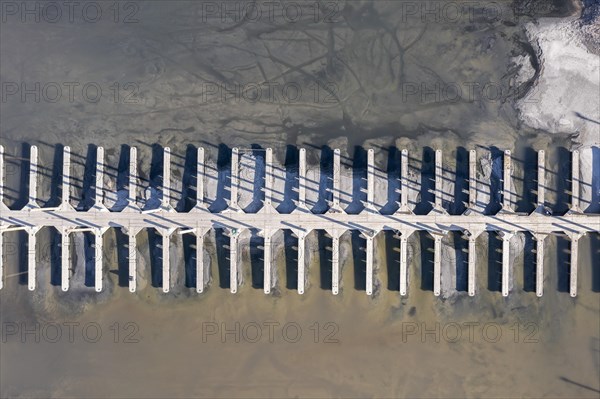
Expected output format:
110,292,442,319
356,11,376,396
1,1,599,398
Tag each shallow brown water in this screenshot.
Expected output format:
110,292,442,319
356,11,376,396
1,1,599,398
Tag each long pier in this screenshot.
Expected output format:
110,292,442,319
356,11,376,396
0,145,597,297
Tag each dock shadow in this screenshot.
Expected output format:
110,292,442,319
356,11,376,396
523,232,536,292
385,231,400,291
250,229,264,289
346,146,366,214
487,231,502,292
83,232,95,287
414,147,434,215
45,144,64,207
585,146,600,213
148,228,162,288
6,144,32,209
419,231,434,291
215,228,230,289
451,147,469,215
277,145,299,214
317,230,333,290
381,146,400,215
284,230,298,290
515,147,537,213
209,144,231,212
484,146,503,215
552,146,571,215
15,231,28,286
557,234,570,292
111,144,132,211
79,144,99,211
453,231,468,291
182,233,196,288
351,230,366,290
591,233,600,292
49,227,61,286
177,145,198,212
312,146,333,214
244,145,265,213
112,228,130,287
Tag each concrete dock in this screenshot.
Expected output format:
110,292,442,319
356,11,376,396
0,145,598,297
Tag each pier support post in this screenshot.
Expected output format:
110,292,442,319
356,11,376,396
536,150,546,214
332,231,340,294
533,233,547,297
399,149,412,213
27,228,38,290
468,150,477,211
325,229,344,295
365,149,377,213
229,228,241,293
296,230,307,294
399,229,415,296
263,148,275,213
94,228,106,292
566,232,583,297
61,228,70,291
501,150,514,213
230,147,240,211
195,229,207,293
568,150,583,214
466,229,484,296
94,147,107,211
0,145,6,211
500,232,514,296
60,146,73,210
28,145,38,209
127,228,139,292
127,147,138,211
161,228,176,293
297,148,307,211
0,229,3,290
364,230,375,295
162,147,173,211
433,233,446,296
330,149,342,212
431,149,448,215
263,229,273,294
196,147,206,209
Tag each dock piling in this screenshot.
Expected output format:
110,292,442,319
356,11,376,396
28,145,38,209
298,148,307,210
502,150,514,213
230,148,239,211
534,233,547,297
501,232,514,296
196,147,205,208
399,149,411,213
